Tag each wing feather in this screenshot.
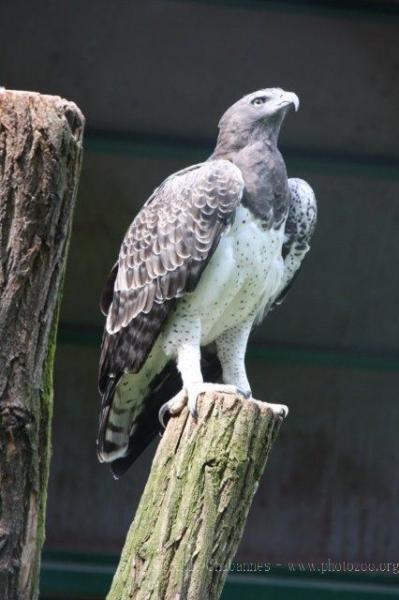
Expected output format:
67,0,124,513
99,159,244,392
271,177,317,307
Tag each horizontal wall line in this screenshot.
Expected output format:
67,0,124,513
40,550,399,600
57,324,399,373
185,0,399,20
85,130,399,181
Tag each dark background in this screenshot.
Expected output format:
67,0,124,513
1,0,399,597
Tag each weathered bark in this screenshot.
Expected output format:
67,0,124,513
0,90,84,599
107,392,282,600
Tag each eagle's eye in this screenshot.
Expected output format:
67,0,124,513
251,96,267,107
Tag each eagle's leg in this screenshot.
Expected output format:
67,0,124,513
215,320,289,419
159,318,241,425
176,339,237,419
215,320,253,398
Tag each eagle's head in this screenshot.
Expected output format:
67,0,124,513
216,88,299,151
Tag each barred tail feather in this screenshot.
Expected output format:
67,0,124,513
97,348,222,479
97,383,133,463
97,343,166,467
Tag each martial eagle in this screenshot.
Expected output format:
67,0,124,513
97,88,317,478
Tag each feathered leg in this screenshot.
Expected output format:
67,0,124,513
215,320,253,396
159,317,238,425
215,320,289,418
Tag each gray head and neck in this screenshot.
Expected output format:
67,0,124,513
211,88,299,223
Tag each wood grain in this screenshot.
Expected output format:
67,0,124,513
107,392,282,600
0,90,84,599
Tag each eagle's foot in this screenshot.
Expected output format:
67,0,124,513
158,390,187,428
187,382,240,419
267,402,289,419
251,398,289,419
159,383,244,427
236,387,252,399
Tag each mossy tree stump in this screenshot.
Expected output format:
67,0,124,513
0,89,84,599
107,391,283,600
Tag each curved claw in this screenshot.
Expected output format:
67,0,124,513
158,390,187,429
250,399,289,419
187,393,198,420
158,403,170,429
236,387,252,399
278,406,289,419
268,403,289,419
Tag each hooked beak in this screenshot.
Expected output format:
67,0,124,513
278,91,300,112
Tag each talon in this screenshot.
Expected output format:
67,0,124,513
279,406,289,419
187,389,199,420
237,388,252,399
158,390,187,428
189,405,198,420
269,403,289,419
158,403,169,429
250,399,289,419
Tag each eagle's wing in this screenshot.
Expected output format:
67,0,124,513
99,159,244,393
271,177,317,307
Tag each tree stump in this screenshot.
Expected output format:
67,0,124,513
107,392,283,600
0,90,84,599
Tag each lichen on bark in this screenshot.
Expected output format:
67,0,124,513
107,392,282,600
0,90,84,599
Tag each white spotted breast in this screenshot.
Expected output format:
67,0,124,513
163,205,286,347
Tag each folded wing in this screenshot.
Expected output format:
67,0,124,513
272,177,317,307
98,159,244,393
